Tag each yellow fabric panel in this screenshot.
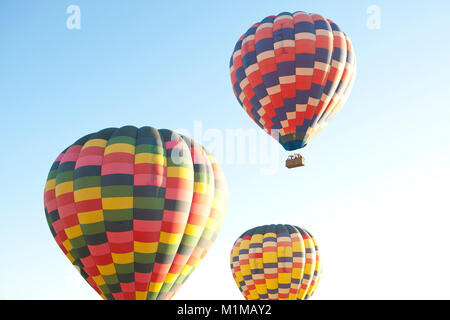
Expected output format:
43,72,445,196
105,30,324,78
102,197,133,210
111,252,134,264
265,278,278,290
82,138,108,149
278,272,291,284
167,166,192,179
134,241,158,254
164,273,178,284
66,253,75,264
160,232,183,245
104,143,135,155
97,263,116,276
184,224,202,236
180,264,193,276
78,210,104,224
55,181,73,197
211,197,218,209
205,217,215,229
92,275,106,286
193,255,203,268
45,179,56,192
149,282,163,293
74,187,101,202
136,291,148,300
194,182,208,194
262,251,277,264
263,232,277,240
134,153,165,165
62,239,73,252
246,290,260,300
65,225,82,239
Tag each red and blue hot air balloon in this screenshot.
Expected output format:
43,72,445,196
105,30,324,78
229,11,356,168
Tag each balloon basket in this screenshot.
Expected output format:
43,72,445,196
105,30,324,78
286,154,305,169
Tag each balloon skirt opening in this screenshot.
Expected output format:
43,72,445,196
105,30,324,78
280,139,307,151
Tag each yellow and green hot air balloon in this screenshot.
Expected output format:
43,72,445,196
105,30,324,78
44,126,227,300
230,224,321,300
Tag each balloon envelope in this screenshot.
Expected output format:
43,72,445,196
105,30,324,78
230,11,356,151
44,126,227,300
230,224,321,300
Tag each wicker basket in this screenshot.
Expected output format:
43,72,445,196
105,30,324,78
286,157,305,169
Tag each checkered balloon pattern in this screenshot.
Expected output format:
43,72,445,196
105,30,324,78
230,11,356,151
230,224,321,300
44,126,228,300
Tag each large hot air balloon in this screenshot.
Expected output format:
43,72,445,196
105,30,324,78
230,224,321,300
44,126,227,300
229,11,356,168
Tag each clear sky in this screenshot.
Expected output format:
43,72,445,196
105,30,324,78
1,0,450,300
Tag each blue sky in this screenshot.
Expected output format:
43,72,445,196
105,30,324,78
1,0,449,299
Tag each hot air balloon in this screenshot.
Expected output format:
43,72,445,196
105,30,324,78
230,224,321,300
229,11,356,168
44,126,227,300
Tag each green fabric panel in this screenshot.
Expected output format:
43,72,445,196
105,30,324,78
107,135,137,146
73,176,101,190
180,234,198,247
47,169,58,180
102,274,120,285
156,242,179,255
134,197,164,210
80,221,105,235
135,144,164,154
134,252,156,264
101,185,133,198
114,263,134,274
99,284,111,295
102,209,133,221
55,171,74,184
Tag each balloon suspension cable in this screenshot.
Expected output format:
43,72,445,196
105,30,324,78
285,153,305,169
